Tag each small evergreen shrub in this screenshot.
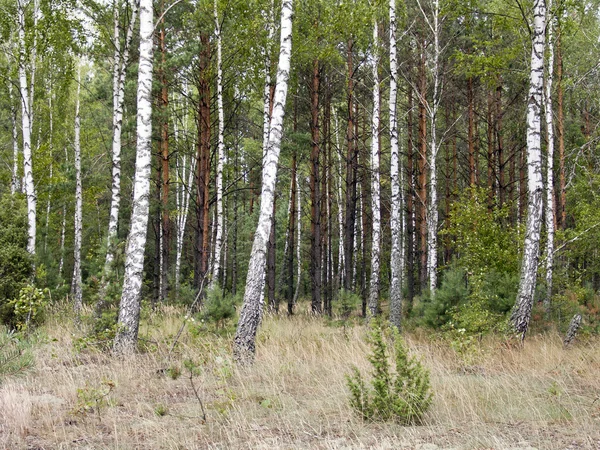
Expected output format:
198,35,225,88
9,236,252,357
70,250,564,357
335,289,362,318
0,194,34,327
346,321,432,423
0,326,34,383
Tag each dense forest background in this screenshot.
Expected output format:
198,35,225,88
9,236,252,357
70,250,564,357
1,0,600,347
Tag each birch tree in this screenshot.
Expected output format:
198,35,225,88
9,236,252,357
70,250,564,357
234,0,293,364
211,0,225,288
511,0,546,339
104,0,138,267
18,0,36,255
543,0,555,313
389,0,402,329
113,0,154,353
72,66,83,313
368,19,381,317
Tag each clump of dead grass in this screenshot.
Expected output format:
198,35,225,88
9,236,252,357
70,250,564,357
0,303,599,449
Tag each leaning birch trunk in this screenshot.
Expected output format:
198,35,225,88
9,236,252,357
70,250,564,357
368,21,381,318
511,0,546,339
72,67,83,313
234,0,293,364
426,0,441,293
18,0,36,255
544,0,555,314
113,0,154,354
105,0,138,267
389,0,402,329
211,0,225,288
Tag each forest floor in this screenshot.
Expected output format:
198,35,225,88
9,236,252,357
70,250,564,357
1,302,600,449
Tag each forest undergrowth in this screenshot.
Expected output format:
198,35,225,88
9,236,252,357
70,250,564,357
1,301,600,450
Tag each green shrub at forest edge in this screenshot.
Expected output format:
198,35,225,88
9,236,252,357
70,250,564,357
347,321,432,423
0,194,34,327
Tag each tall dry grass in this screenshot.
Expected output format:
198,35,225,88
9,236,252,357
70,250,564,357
1,303,599,449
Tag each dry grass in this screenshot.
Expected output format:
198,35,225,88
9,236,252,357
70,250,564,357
1,304,600,449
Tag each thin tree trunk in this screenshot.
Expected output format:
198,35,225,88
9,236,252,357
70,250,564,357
105,0,138,266
544,1,555,313
9,84,20,195
18,0,36,255
418,43,427,291
468,76,476,187
389,0,401,326
234,0,293,364
44,95,54,254
211,0,225,288
58,203,67,282
427,0,441,292
511,0,546,339
293,170,302,305
496,79,505,208
556,28,565,230
267,198,277,312
287,157,296,314
344,39,357,292
368,21,381,317
406,83,415,312
159,3,170,303
194,33,211,290
487,90,495,210
310,58,322,314
113,0,154,353
73,67,83,313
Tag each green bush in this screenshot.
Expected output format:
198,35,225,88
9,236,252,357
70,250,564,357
417,265,468,328
196,287,240,330
346,321,432,423
8,285,49,331
0,194,34,327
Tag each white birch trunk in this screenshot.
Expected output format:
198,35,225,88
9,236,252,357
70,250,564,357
58,203,67,282
334,112,345,284
511,0,546,339
368,21,381,317
234,0,293,364
389,0,402,329
426,0,441,293
44,96,53,254
211,0,225,288
18,0,36,255
114,0,154,353
174,84,195,294
293,171,302,304
72,67,83,313
9,84,20,195
544,0,555,313
105,0,138,266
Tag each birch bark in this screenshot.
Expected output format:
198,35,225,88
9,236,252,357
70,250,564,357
368,20,381,318
425,0,441,293
73,67,83,313
211,0,225,288
114,0,154,353
9,84,20,195
234,0,293,364
511,0,546,339
18,0,36,255
544,0,555,313
105,0,138,266
389,0,402,329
